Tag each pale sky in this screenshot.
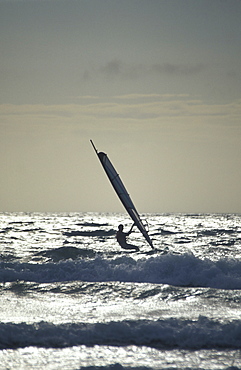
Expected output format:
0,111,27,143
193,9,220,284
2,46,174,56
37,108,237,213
1,0,241,213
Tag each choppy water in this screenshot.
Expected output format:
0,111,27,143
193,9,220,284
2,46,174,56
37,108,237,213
0,212,241,369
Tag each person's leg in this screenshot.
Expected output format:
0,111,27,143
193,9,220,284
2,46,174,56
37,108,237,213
125,243,139,252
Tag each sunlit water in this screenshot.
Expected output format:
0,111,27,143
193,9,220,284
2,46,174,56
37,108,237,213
0,212,241,369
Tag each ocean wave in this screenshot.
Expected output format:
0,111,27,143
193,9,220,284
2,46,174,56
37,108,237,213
63,230,116,237
1,253,241,289
77,222,110,227
198,228,238,236
34,246,96,262
0,316,240,350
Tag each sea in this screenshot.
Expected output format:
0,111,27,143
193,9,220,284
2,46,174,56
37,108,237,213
0,212,241,370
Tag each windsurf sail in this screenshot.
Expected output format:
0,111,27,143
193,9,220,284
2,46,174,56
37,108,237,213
90,140,154,248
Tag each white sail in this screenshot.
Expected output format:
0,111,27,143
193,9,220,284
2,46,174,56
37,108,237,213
91,140,154,248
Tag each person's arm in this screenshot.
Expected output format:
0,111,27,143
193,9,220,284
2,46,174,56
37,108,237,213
127,223,135,235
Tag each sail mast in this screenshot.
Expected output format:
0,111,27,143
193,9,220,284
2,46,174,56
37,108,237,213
90,140,153,248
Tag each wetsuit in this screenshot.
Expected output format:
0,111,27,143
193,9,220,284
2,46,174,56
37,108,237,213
116,228,139,252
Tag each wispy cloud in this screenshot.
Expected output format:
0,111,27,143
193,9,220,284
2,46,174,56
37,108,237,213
1,96,240,125
83,59,207,81
150,63,206,76
113,94,190,100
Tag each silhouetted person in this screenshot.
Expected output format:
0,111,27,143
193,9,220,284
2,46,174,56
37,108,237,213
116,224,139,252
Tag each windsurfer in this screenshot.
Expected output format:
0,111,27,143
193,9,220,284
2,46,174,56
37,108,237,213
116,224,139,252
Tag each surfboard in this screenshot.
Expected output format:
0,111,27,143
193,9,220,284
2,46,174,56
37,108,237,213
90,140,154,249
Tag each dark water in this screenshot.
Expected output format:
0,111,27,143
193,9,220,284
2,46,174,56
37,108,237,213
0,212,241,369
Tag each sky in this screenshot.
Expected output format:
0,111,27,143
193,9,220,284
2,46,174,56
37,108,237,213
1,0,241,214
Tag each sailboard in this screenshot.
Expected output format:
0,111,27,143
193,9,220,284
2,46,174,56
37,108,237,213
90,140,154,249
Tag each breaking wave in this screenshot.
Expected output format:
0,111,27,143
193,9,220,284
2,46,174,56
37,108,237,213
0,316,241,350
1,253,241,289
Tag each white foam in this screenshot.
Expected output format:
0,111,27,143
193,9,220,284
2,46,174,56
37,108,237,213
0,316,241,350
1,253,241,289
